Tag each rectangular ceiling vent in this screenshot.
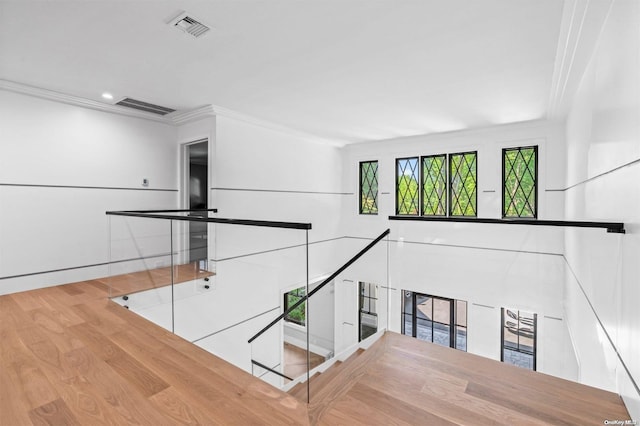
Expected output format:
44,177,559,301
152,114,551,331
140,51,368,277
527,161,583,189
169,12,211,38
115,98,176,116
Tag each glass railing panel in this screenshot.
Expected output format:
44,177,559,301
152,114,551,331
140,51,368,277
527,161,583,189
108,215,174,331
247,230,389,402
107,210,311,387
242,227,309,394
306,232,388,403
167,213,216,340
171,221,309,385
250,325,294,390
324,235,389,358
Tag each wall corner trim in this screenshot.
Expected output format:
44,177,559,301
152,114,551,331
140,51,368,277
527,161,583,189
169,105,216,125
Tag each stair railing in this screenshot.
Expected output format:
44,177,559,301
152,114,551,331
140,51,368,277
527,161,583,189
248,228,390,345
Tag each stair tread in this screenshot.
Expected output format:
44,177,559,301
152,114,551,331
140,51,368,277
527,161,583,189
288,372,320,400
308,336,388,424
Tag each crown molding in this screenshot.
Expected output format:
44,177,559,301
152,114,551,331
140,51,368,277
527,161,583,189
1,79,346,146
547,0,614,119
209,104,346,147
168,105,215,125
0,79,172,124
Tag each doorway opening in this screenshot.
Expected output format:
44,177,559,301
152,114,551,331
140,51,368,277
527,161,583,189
401,291,467,351
358,282,378,341
185,139,208,264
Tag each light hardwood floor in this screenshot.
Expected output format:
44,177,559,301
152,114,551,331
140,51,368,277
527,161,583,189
283,343,325,383
0,277,631,425
108,263,214,297
310,332,631,425
0,279,308,425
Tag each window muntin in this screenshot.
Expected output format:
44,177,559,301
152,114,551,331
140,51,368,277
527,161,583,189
501,308,537,370
421,155,447,216
449,151,477,217
396,157,419,215
284,287,306,326
359,161,378,215
402,291,467,351
503,146,537,218
455,300,467,352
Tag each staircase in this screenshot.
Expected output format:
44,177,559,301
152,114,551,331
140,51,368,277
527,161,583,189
282,331,630,425
287,337,388,424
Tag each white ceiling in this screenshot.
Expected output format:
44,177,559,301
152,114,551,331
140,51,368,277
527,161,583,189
0,0,567,144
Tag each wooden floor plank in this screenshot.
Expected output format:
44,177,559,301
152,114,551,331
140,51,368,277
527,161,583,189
6,360,59,412
346,382,459,426
148,386,225,426
28,398,80,426
29,308,86,354
62,346,179,425
319,395,404,426
0,365,34,426
355,360,503,425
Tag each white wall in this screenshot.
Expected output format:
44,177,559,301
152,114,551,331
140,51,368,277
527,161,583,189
214,115,344,241
563,0,640,418
341,119,578,380
0,91,178,295
284,279,335,358
179,115,346,372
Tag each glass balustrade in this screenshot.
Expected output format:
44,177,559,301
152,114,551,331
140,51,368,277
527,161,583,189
248,229,390,403
107,209,311,380
107,209,636,416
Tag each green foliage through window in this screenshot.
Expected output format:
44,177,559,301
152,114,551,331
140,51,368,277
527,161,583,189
503,146,537,218
422,155,447,216
284,287,306,326
449,152,477,216
396,158,419,215
359,161,378,214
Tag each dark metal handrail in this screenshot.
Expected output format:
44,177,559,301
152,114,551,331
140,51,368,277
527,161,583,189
106,209,312,230
388,216,625,234
248,228,390,344
251,360,293,381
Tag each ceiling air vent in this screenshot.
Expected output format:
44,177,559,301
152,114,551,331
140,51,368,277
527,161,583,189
115,98,176,116
169,11,211,38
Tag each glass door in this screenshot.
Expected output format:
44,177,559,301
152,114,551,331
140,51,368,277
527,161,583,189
402,291,466,350
358,282,378,341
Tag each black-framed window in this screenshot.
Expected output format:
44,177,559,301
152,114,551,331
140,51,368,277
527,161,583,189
359,161,378,215
449,151,477,216
501,308,537,370
401,291,467,351
421,154,447,216
284,287,306,326
503,146,537,218
396,157,419,215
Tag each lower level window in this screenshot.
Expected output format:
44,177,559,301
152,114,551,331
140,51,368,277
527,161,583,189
501,308,537,370
359,282,378,341
401,291,467,351
284,287,306,326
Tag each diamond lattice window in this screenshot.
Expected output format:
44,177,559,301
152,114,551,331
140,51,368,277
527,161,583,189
396,157,419,215
449,152,477,216
359,161,378,214
422,155,447,216
503,146,537,218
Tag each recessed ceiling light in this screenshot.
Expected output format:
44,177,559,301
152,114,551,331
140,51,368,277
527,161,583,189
102,92,113,100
